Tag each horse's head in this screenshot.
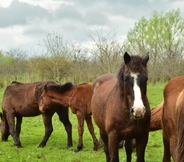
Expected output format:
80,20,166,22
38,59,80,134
38,82,74,113
38,84,53,113
118,52,149,120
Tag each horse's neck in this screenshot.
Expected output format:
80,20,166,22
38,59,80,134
49,90,73,107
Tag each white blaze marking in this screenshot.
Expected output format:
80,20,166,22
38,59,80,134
130,73,144,109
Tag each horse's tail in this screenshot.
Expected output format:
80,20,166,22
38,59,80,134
175,90,184,161
150,101,163,131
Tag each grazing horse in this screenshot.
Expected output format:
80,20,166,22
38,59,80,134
39,82,99,152
0,81,72,148
150,102,163,131
162,76,184,162
91,52,150,162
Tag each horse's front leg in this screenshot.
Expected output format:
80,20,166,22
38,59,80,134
6,113,21,147
135,132,149,162
125,140,133,162
39,113,53,147
108,131,119,162
85,116,99,151
74,112,84,152
16,116,22,138
56,107,73,147
162,135,171,162
100,131,110,162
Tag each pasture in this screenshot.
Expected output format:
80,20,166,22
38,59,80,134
0,82,166,162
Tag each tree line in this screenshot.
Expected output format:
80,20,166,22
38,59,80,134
0,9,184,87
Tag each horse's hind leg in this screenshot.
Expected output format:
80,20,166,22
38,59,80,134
6,113,21,147
56,106,73,147
39,113,53,147
85,116,99,151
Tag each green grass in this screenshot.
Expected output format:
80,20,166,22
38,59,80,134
0,82,167,162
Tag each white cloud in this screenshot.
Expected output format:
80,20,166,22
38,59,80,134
0,0,184,56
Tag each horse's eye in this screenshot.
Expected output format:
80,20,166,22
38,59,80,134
144,77,148,82
124,76,129,82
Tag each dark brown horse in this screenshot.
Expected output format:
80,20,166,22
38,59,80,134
91,52,150,162
150,102,163,131
38,82,99,152
162,76,184,162
0,81,72,148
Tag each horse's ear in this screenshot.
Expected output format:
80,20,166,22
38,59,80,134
142,52,149,66
124,52,131,65
44,84,48,92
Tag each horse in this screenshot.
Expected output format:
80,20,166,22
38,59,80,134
150,102,163,131
0,81,72,148
91,52,150,162
38,82,99,152
162,76,184,162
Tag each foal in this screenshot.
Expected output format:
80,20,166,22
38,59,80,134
39,82,99,152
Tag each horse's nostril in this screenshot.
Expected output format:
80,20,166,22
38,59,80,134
131,108,134,113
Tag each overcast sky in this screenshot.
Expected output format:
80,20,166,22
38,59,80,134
0,0,184,56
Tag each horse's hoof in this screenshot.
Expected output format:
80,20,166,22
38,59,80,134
74,145,82,152
93,142,99,151
67,143,73,147
14,143,22,148
38,144,46,148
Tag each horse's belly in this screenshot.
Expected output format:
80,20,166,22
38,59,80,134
16,105,41,117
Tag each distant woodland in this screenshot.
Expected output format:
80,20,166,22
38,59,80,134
0,9,184,87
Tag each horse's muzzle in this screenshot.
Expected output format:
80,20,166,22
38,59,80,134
131,107,146,120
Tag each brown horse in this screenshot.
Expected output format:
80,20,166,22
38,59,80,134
38,82,99,152
162,76,184,162
91,52,150,162
0,81,72,148
150,102,163,131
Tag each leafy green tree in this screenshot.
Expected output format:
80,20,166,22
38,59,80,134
125,9,184,81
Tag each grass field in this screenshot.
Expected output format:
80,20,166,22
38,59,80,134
0,82,167,162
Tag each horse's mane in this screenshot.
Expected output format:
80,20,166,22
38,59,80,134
11,81,22,85
47,82,73,93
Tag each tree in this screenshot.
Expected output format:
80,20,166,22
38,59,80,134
88,29,125,75
40,32,76,83
125,9,184,81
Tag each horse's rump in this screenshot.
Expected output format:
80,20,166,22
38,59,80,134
175,90,184,161
162,76,184,162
